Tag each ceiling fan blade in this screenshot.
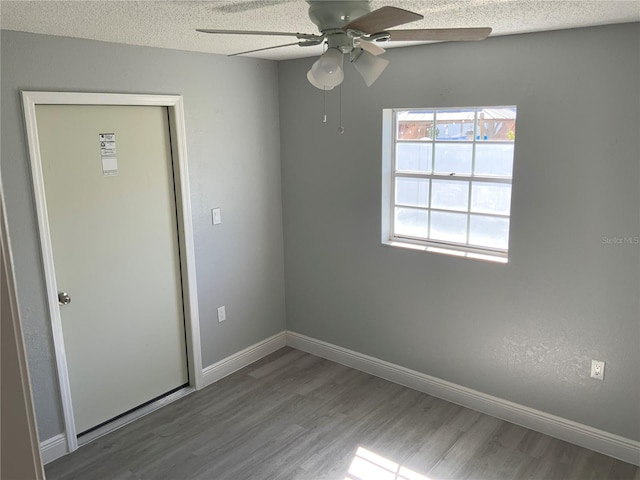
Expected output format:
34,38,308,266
343,6,423,35
197,29,321,41
359,39,385,56
229,41,303,57
387,27,492,42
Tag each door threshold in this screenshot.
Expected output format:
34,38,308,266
77,386,194,446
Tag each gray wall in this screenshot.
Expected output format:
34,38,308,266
279,23,640,441
1,30,286,440
3,23,639,447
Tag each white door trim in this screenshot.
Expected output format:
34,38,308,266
21,91,203,454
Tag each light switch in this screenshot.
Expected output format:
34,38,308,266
212,208,222,225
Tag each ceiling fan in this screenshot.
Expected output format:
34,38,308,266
197,0,492,90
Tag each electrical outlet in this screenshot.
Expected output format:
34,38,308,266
217,306,226,322
591,360,605,380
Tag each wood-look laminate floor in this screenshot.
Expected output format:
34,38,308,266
46,347,639,480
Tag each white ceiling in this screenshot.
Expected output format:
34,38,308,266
1,0,639,61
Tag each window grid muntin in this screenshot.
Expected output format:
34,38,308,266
394,205,509,220
391,106,515,255
466,109,478,243
390,110,399,239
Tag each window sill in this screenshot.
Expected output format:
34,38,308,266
382,239,508,264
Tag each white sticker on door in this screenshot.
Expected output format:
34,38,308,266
99,133,118,176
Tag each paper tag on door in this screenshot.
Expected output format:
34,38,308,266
99,133,118,176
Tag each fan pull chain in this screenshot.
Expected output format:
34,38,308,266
323,87,327,123
338,84,344,134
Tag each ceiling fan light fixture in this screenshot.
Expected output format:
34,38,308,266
351,49,389,87
308,47,345,89
307,69,334,90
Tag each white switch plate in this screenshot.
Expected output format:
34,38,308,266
212,208,222,225
217,306,226,322
591,359,605,380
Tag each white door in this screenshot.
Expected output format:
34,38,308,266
36,104,189,435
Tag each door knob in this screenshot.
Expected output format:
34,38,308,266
58,292,71,305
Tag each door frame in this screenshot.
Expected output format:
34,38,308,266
22,91,203,454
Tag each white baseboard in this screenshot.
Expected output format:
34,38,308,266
286,331,640,466
40,433,67,465
201,331,287,388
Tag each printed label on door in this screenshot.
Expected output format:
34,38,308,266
99,133,118,176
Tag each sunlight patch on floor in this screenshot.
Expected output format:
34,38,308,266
345,447,432,480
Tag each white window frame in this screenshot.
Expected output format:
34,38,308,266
381,106,516,263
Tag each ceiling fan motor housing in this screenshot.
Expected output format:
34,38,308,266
307,0,371,32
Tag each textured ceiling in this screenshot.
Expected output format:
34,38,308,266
1,0,639,61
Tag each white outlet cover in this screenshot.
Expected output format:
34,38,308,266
590,359,605,380
217,306,226,322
